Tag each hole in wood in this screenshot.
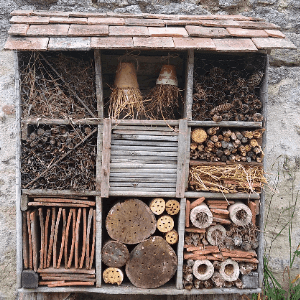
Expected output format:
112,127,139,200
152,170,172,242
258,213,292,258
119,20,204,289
224,264,234,276
236,209,247,221
198,264,208,275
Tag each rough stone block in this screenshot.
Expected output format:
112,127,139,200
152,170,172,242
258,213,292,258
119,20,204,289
88,17,125,25
241,272,259,289
10,16,50,24
109,26,149,36
213,38,258,52
219,0,243,8
148,27,188,37
4,36,49,50
8,24,29,36
91,37,133,48
49,17,88,24
252,37,297,49
226,27,268,37
125,18,164,27
173,37,216,50
133,37,174,48
27,24,69,36
21,270,39,289
48,37,91,50
186,25,229,37
68,24,109,36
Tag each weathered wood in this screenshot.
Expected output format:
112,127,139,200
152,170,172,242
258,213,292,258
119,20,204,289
126,236,177,288
79,208,87,269
94,50,104,119
53,208,62,269
110,162,177,169
30,210,39,272
96,124,103,191
26,211,33,270
22,118,101,125
64,209,73,269
38,208,45,269
109,191,177,197
111,156,178,162
110,173,177,178
111,145,178,152
40,276,95,282
106,199,156,244
109,182,176,188
44,209,51,268
110,187,176,192
21,194,28,211
176,119,188,198
113,129,178,136
67,209,76,269
184,49,194,120
111,140,177,147
33,198,95,206
109,177,176,183
188,121,263,128
94,201,100,285
47,281,95,287
112,134,178,142
112,125,177,132
89,208,96,270
190,161,263,167
22,213,29,269
112,120,179,126
22,189,100,196
57,209,66,269
38,267,95,274
28,202,91,208
184,192,260,199
110,168,177,174
111,150,178,156
101,240,129,268
85,208,93,269
75,208,82,269
101,119,112,198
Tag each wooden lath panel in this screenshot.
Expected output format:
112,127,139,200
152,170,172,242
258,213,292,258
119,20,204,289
109,124,179,195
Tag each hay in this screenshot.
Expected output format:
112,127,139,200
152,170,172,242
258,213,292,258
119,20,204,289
145,84,182,120
108,88,147,119
189,164,266,193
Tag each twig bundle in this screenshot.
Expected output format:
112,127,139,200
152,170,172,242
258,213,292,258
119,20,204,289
189,164,266,193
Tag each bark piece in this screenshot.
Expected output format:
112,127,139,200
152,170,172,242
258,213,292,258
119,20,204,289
149,198,165,215
190,197,206,209
157,215,174,233
65,209,73,268
38,208,44,269
89,209,96,269
67,209,76,268
185,200,191,227
75,208,82,268
47,207,56,268
85,208,93,269
44,209,51,268
106,199,156,244
248,201,257,225
57,209,66,269
125,236,177,288
103,267,124,285
79,208,87,269
101,240,129,268
211,271,225,287
165,199,180,215
185,227,206,233
53,208,62,268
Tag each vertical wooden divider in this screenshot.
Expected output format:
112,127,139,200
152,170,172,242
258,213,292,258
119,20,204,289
96,196,102,287
176,119,188,198
183,49,194,121
176,198,186,289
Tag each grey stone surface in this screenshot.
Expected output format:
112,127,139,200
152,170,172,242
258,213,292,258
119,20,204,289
219,0,243,9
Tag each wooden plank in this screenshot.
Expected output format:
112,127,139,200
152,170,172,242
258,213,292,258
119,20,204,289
94,50,104,119
109,182,176,188
109,187,176,192
101,119,111,198
111,156,178,162
41,273,95,278
113,130,178,136
38,208,44,269
22,190,100,196
184,49,194,120
109,177,176,183
33,198,95,206
111,125,177,132
89,207,96,270
38,267,95,274
21,194,28,211
28,202,91,208
47,208,56,268
188,121,263,128
75,208,82,269
112,134,178,142
111,140,177,147
176,198,186,289
96,123,103,191
110,168,177,174
79,208,87,269
184,192,260,199
44,209,51,268
95,197,101,287
109,191,176,197
27,211,33,270
109,173,177,178
111,150,178,157
22,118,101,125
110,163,177,169
22,213,29,269
176,119,188,198
185,126,191,191
189,160,263,167
110,145,178,152
85,208,93,269
57,209,66,269
40,276,96,282
30,210,39,272
112,120,179,126
53,208,62,269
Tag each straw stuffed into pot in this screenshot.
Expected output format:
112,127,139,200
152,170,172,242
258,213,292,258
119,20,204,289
145,65,182,120
108,62,146,119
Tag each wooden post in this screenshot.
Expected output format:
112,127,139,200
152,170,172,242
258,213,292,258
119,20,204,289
184,49,194,121
101,119,111,198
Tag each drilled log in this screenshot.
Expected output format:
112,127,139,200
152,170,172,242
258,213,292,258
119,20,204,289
157,215,174,233
229,202,252,226
101,240,129,268
207,225,226,246
190,204,213,229
106,199,156,244
149,198,165,215
125,236,177,289
164,229,179,245
165,199,180,215
103,267,124,285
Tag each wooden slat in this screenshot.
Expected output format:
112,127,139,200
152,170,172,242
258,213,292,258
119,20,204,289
101,119,111,198
110,145,178,151
184,191,260,199
113,130,178,136
96,124,103,191
184,49,194,120
57,209,66,269
22,189,100,196
109,191,176,197
109,182,176,187
111,150,178,157
112,120,179,126
79,208,87,269
67,209,76,269
109,187,176,192
53,208,62,268
111,156,178,162
110,163,177,169
95,197,101,287
94,50,104,119
29,202,93,208
85,208,93,269
110,168,177,174
38,208,45,269
176,119,188,198
65,209,73,269
89,208,96,270
33,198,95,206
30,210,39,272
111,140,177,147
75,208,82,269
22,213,29,269
188,120,263,128
44,209,51,268
38,267,95,274
109,173,177,178
112,134,178,142
111,125,177,131
27,211,33,270
109,177,176,183
47,208,56,268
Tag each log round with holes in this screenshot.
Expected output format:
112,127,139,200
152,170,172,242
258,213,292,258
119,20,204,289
101,240,130,268
164,229,178,245
157,215,174,233
207,225,227,246
192,259,214,281
103,267,124,285
125,236,177,288
219,259,239,282
149,198,165,215
165,199,180,215
190,204,213,229
191,128,207,143
229,202,252,226
106,199,156,244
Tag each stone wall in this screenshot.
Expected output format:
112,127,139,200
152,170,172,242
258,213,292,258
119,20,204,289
0,0,299,299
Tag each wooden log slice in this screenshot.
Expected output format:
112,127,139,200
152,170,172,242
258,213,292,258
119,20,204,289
207,225,226,246
229,202,252,226
165,199,180,215
164,229,178,245
102,240,129,268
157,215,174,233
190,204,213,229
102,267,124,286
106,199,156,244
191,128,207,143
149,198,165,215
219,259,239,282
125,236,177,288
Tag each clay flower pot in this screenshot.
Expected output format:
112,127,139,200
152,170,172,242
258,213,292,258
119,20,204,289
156,65,178,86
114,62,139,89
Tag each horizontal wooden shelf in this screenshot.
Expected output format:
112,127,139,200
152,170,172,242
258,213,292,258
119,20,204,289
189,160,263,167
112,120,180,126
22,118,102,125
188,121,263,128
22,189,100,196
184,191,260,199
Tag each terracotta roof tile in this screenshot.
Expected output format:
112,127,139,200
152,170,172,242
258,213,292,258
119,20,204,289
109,26,149,36
31,11,70,17
4,36,49,50
107,12,144,18
133,37,174,48
68,24,109,36
142,14,179,20
179,14,251,21
11,10,33,16
8,24,29,36
237,21,280,30
91,37,133,49
164,20,202,26
48,37,90,50
10,16,50,24
148,27,188,37
252,37,297,49
69,12,107,18
213,38,258,52
173,37,216,50
226,27,268,38
199,19,240,27
265,29,285,38
125,18,165,27
88,17,125,25
27,24,69,36
49,17,88,24
186,26,229,37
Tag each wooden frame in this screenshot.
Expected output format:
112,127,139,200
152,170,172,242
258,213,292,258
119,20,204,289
16,48,268,294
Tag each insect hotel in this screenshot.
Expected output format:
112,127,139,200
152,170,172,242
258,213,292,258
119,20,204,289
5,9,296,295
